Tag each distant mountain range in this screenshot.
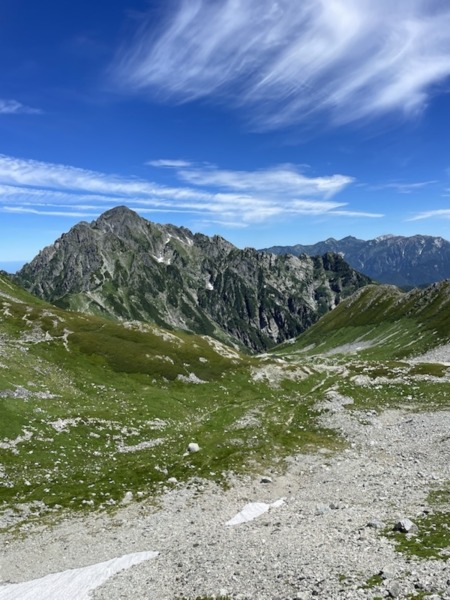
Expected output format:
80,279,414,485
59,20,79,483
15,206,370,352
261,234,450,287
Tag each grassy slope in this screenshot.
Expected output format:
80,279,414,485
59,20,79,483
273,282,450,361
2,273,449,563
272,281,450,419
0,275,336,528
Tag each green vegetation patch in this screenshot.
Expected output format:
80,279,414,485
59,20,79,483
387,510,450,560
387,482,450,560
361,573,383,589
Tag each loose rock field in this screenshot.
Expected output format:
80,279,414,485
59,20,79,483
2,403,449,600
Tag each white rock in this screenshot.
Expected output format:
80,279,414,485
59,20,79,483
121,491,133,505
393,518,417,533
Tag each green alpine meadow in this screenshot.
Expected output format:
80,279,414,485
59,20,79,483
0,271,340,526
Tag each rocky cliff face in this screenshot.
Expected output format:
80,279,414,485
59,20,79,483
261,234,450,288
16,206,371,352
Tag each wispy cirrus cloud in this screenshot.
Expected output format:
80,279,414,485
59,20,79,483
175,164,351,198
372,180,438,194
113,0,450,130
409,209,450,221
0,154,381,227
0,99,42,115
0,155,209,204
3,206,98,218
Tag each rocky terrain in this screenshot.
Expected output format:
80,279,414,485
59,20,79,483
15,206,371,352
2,384,449,599
262,234,450,288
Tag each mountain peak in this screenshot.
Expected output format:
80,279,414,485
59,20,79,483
94,205,140,225
15,213,371,352
340,236,362,242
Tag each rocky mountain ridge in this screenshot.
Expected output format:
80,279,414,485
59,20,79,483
261,234,450,287
15,206,371,352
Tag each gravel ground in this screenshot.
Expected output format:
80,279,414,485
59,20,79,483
410,342,450,365
1,404,449,600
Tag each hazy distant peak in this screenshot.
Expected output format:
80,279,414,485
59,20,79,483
261,233,450,287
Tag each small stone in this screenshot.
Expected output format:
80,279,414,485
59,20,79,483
187,442,200,453
367,519,385,529
381,565,397,580
393,518,418,533
260,476,273,484
388,581,402,597
167,477,178,484
121,491,133,505
315,504,331,516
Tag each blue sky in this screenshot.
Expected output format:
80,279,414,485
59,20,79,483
1,0,450,271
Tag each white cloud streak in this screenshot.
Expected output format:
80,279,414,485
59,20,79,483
0,154,380,226
176,164,352,198
373,180,438,194
3,206,97,217
409,209,450,221
0,99,42,115
113,0,450,129
327,210,383,218
147,159,193,168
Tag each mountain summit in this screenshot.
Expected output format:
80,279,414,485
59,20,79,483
16,207,370,352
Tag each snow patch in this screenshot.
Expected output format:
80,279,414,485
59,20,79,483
153,254,171,265
226,498,285,526
0,551,158,600
167,233,193,246
375,234,395,242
